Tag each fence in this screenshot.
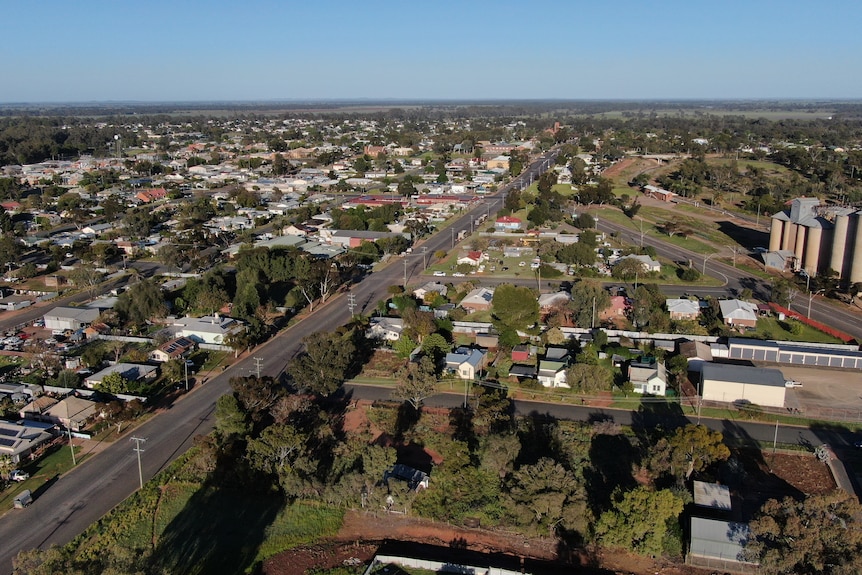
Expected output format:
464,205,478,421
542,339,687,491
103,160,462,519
769,302,856,343
687,555,758,574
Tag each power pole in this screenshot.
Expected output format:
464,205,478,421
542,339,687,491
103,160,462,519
253,357,263,379
131,436,146,489
184,359,189,391
422,246,428,269
67,427,76,466
403,258,408,287
347,293,357,315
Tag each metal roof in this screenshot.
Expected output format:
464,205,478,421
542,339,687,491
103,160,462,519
701,363,786,387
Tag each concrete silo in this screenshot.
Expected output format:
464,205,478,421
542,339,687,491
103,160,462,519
794,224,806,266
769,218,783,252
830,213,850,279
804,225,822,276
850,213,862,284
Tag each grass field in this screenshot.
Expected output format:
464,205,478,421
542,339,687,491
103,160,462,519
72,459,343,575
0,442,78,512
751,317,844,345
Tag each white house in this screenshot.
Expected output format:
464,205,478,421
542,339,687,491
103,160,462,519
617,254,661,273
174,314,245,345
445,348,487,380
700,363,786,408
366,317,404,342
538,360,568,388
413,282,448,301
628,361,668,396
666,298,702,320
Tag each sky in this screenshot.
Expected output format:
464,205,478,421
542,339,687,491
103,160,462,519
1,0,860,103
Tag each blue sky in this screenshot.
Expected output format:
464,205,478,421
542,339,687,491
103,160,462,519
1,0,860,102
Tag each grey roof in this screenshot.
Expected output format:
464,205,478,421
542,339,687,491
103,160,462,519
718,299,758,321
689,517,751,563
701,363,785,387
693,481,731,511
43,306,101,323
509,364,537,377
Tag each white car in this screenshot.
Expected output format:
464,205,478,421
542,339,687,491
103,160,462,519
452,272,465,277
785,380,803,388
433,271,447,277
10,470,29,482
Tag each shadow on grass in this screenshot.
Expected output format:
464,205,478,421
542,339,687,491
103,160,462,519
150,485,283,575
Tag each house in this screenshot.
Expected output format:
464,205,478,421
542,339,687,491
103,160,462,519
0,295,32,311
445,348,487,380
366,317,404,342
538,360,568,388
0,420,53,463
678,340,713,374
643,185,676,202
509,364,537,381
413,281,447,302
666,298,702,320
456,251,487,267
617,254,661,273
174,314,245,345
43,306,101,333
718,299,758,329
511,344,531,363
459,287,494,313
628,361,668,396
383,463,429,491
42,396,98,431
693,480,732,514
475,333,499,349
495,216,523,231
539,291,571,311
19,396,59,422
486,155,510,170
135,188,168,203
150,336,197,363
606,295,630,317
700,363,786,408
84,363,159,390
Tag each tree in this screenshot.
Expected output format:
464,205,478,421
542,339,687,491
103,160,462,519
214,394,250,440
492,284,538,332
114,279,167,329
611,258,644,281
96,371,130,394
595,487,684,556
286,331,355,397
566,363,612,393
649,424,730,482
68,265,103,297
401,307,436,343
505,457,590,537
745,493,862,575
568,280,610,328
420,333,450,363
230,375,282,423
393,355,438,410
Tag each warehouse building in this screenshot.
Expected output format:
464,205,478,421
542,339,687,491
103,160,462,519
700,363,786,408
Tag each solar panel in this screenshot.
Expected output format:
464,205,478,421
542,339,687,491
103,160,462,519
0,437,17,447
0,428,18,437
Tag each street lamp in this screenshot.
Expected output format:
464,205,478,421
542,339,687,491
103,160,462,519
702,253,716,275
807,289,825,318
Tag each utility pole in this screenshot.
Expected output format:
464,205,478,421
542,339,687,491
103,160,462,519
450,227,454,248
184,359,189,392
403,258,408,287
253,357,263,379
131,436,146,489
773,419,779,454
67,427,76,466
591,296,597,329
347,293,357,315
422,246,428,269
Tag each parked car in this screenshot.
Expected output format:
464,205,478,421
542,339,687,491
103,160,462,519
433,271,446,277
452,272,465,277
10,470,29,482
13,489,33,509
785,380,803,388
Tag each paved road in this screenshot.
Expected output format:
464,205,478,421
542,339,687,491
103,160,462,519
0,150,557,572
594,216,862,340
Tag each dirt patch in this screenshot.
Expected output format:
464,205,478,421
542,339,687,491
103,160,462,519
263,510,708,575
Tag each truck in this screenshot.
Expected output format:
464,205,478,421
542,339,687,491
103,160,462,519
13,489,33,509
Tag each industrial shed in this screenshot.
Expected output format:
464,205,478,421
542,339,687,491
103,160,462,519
727,338,862,369
689,517,754,567
700,363,786,408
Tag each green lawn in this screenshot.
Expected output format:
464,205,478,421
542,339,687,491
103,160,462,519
752,317,844,344
0,442,80,512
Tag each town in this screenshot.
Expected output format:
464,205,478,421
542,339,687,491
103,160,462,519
1,100,862,575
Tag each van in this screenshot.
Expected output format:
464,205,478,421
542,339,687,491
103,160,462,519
13,490,33,509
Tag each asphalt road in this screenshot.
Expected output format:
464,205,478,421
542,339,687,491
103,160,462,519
1,150,858,572
0,151,556,572
594,216,862,340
